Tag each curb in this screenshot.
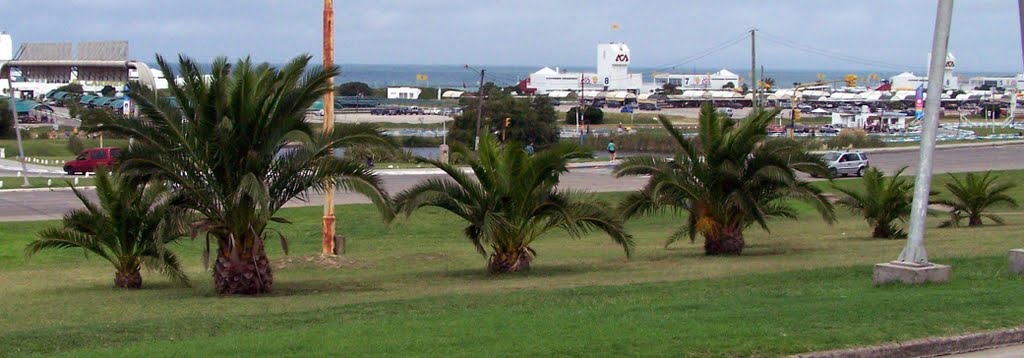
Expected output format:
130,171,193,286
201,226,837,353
790,326,1024,358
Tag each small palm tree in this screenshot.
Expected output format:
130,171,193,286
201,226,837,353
86,54,394,294
26,170,190,289
394,137,633,274
615,104,835,255
937,171,1018,227
834,167,929,239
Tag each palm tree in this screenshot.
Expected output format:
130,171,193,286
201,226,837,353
26,170,190,289
85,54,395,294
615,104,835,255
834,167,928,239
937,171,1018,227
394,136,633,274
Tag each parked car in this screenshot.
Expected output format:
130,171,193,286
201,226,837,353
767,124,786,134
818,124,840,134
606,101,622,108
638,103,661,111
64,147,121,175
815,151,869,178
790,124,810,133
717,108,734,118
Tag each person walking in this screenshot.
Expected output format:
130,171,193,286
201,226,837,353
607,140,617,161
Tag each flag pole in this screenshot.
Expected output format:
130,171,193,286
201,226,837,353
321,0,337,255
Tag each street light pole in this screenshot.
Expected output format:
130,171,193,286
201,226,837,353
898,0,953,265
5,79,30,187
473,67,485,151
321,0,337,255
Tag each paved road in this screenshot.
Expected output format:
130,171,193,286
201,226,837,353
1,144,1022,222
944,344,1024,357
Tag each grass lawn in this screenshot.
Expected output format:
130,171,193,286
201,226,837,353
1,173,1022,356
0,176,93,189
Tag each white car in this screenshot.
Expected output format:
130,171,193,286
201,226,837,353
816,151,869,178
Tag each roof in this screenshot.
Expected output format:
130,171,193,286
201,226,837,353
607,91,636,100
533,67,558,75
546,90,573,98
715,69,738,77
1,97,54,113
441,90,465,98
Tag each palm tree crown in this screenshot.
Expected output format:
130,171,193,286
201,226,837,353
615,104,834,255
27,170,190,288
86,54,395,294
833,166,928,239
394,137,633,274
937,171,1018,227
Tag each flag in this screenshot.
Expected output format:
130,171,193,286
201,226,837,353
416,74,428,81
611,23,620,30
914,84,925,120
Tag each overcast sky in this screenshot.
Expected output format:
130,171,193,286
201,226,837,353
4,0,1023,72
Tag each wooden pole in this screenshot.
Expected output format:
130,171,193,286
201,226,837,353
322,0,337,255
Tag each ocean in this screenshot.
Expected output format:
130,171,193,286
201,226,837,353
331,64,1016,90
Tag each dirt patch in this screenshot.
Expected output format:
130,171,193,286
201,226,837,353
273,254,370,270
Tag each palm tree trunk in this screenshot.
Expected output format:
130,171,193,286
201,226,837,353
213,239,273,295
114,269,142,289
968,215,983,227
704,227,744,255
872,223,892,239
487,248,533,274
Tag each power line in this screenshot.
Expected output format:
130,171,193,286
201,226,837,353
758,31,918,71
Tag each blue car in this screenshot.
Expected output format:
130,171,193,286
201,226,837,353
620,105,634,113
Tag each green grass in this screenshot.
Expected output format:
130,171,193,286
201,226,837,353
0,176,93,189
2,172,1023,356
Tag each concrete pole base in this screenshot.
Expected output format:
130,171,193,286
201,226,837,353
1010,249,1024,275
873,261,951,286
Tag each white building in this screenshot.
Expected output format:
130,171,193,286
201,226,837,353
889,53,958,91
0,31,12,94
965,74,1024,91
652,69,741,91
387,87,422,99
524,43,643,94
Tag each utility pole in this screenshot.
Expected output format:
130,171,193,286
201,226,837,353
474,68,485,151
750,28,758,110
321,0,337,255
578,73,584,145
874,0,954,285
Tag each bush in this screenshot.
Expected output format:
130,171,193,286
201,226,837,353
565,106,604,125
826,129,886,149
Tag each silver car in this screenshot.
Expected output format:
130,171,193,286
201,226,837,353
817,151,869,178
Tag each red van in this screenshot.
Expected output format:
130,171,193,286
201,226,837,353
64,147,121,175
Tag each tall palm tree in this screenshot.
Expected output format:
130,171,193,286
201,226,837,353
26,170,190,289
394,136,633,274
937,171,1018,227
834,167,928,239
615,104,835,255
85,54,395,294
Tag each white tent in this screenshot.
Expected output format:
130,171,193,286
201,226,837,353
608,91,637,100
547,90,573,99
441,90,465,99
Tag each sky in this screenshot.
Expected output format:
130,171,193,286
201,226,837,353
4,0,1024,73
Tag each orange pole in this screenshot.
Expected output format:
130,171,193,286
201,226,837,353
322,0,336,255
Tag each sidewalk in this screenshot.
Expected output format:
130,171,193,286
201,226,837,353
0,158,65,175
